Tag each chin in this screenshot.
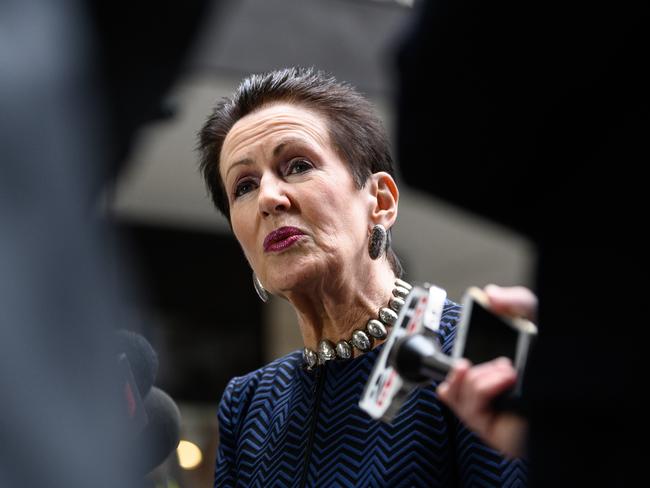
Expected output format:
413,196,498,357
265,257,322,294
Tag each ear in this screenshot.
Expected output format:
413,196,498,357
368,172,399,229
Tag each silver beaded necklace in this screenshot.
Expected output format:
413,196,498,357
302,278,412,369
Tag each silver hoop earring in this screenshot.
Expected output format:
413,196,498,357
368,224,387,260
252,272,269,303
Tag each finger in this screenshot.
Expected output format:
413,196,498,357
484,284,538,320
478,368,517,398
438,359,471,404
464,364,518,407
464,357,512,380
436,381,450,401
446,359,470,400
493,356,514,369
445,358,471,386
464,358,516,387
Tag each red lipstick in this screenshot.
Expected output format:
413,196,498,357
263,226,305,252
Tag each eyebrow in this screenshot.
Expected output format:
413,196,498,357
225,138,314,180
225,158,253,181
273,138,311,157
272,140,292,157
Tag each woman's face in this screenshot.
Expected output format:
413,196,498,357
219,103,375,295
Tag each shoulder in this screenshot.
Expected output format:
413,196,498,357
217,350,305,448
219,350,303,411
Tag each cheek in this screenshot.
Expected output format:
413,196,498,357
303,186,341,230
305,187,368,246
231,210,257,260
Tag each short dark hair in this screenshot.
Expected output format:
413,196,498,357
197,67,402,277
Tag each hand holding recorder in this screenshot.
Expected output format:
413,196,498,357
360,283,537,458
436,285,537,458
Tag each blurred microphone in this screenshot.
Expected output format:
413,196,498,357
115,329,159,397
137,387,182,474
115,330,182,475
390,334,456,383
115,330,159,433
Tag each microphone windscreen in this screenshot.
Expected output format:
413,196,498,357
136,387,182,474
115,330,159,397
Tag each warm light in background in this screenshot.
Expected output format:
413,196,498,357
177,440,203,470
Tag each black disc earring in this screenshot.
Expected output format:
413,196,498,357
368,224,387,260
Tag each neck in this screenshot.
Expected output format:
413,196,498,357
283,262,396,353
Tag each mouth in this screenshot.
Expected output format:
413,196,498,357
263,226,306,253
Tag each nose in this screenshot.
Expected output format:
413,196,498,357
258,173,291,217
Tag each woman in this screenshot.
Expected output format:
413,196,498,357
198,67,527,487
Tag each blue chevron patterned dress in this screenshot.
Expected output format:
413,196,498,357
215,300,527,487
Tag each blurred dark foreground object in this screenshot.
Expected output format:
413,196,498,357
395,1,647,486
0,0,208,486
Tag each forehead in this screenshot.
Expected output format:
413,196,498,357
220,103,332,172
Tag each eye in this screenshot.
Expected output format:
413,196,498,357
234,178,257,198
286,158,313,175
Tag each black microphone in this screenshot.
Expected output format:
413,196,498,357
390,333,525,413
389,334,456,383
114,330,183,475
115,330,159,434
135,386,182,475
115,329,159,397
